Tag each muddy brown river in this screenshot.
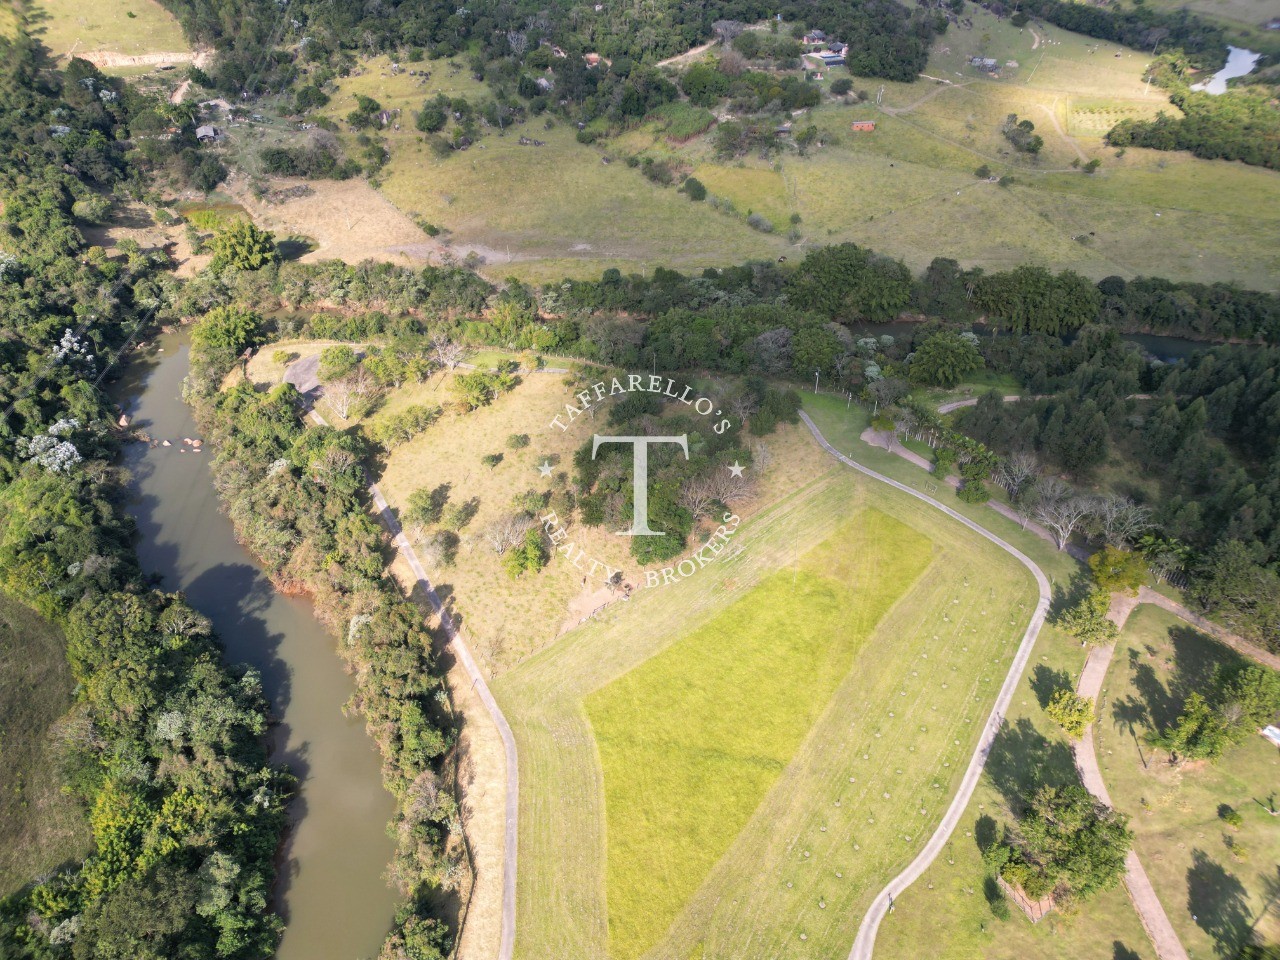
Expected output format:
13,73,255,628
116,330,398,959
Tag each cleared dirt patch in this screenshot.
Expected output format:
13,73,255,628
224,174,442,267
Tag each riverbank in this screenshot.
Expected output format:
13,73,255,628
116,332,401,960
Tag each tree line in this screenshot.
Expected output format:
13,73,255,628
187,315,461,960
0,38,289,960
1106,53,1280,172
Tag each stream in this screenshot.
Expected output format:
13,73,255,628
1191,46,1261,95
115,330,399,960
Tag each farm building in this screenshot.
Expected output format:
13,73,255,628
802,29,826,45
195,124,221,142
850,120,876,132
535,76,554,92
584,52,604,67
969,56,998,71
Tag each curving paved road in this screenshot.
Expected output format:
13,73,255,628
798,412,1052,960
307,405,519,960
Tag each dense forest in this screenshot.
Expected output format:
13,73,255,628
1106,54,1280,172
0,36,288,960
948,335,1280,651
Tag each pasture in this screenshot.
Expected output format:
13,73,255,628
494,451,1038,960
1095,606,1280,957
301,9,1280,288
0,591,89,895
30,0,188,64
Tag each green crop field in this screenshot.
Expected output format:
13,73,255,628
494,446,1039,960
1095,606,1280,956
0,591,89,896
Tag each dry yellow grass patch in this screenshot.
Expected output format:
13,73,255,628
375,371,828,674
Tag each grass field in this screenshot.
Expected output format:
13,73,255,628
0,591,89,896
373,371,831,672
874,621,1160,960
1095,605,1280,957
792,396,1161,960
29,0,188,61
494,431,1039,959
300,10,1280,288
585,509,934,959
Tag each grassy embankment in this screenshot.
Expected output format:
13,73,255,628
0,591,90,896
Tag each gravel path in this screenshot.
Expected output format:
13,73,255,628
798,412,1052,960
1072,593,1189,960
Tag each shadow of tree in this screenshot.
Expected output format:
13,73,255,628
1050,572,1093,620
1030,664,1073,710
1187,848,1251,958
1129,657,1179,735
1112,941,1143,960
984,716,1076,813
974,813,999,855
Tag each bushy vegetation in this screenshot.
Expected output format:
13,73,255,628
186,332,460,960
1107,54,1280,171
984,784,1132,905
0,37,288,960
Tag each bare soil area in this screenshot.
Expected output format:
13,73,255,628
224,175,444,267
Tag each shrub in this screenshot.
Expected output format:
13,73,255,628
1089,546,1147,594
746,212,774,233
1218,804,1244,829
830,77,853,96
975,163,991,178
957,479,989,503
507,433,531,449
1046,689,1096,739
208,218,278,271
682,176,707,202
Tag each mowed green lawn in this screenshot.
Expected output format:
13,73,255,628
1097,606,1280,956
584,510,932,960
496,453,1038,960
0,591,89,895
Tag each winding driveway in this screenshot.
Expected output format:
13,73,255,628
305,402,519,960
798,412,1052,960
1071,594,1189,960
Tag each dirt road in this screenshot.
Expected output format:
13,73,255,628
1072,595,1190,960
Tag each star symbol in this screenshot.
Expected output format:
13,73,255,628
727,461,745,478
538,460,554,477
